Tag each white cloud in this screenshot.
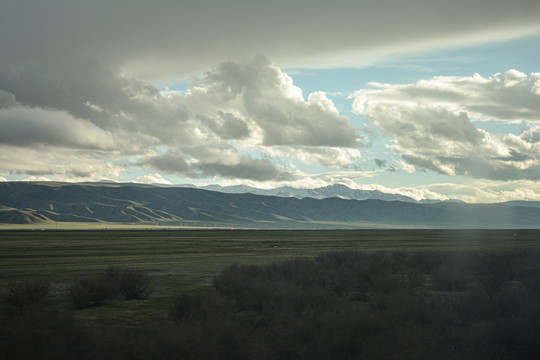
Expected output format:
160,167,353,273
416,180,540,203
0,55,364,182
352,71,540,181
356,180,540,203
22,176,53,182
186,55,362,147
350,183,449,202
296,179,540,203
353,70,540,122
136,173,172,185
84,101,105,113
0,145,125,182
287,147,363,169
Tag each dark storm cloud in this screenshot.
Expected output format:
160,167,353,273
3,0,538,80
141,153,192,175
374,159,386,168
0,106,114,149
198,111,251,140
142,150,291,181
197,158,292,182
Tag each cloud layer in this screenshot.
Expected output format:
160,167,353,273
0,56,362,181
2,0,539,80
1,1,540,201
352,70,540,180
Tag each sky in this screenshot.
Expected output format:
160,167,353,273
1,0,540,203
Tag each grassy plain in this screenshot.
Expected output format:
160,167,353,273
1,229,540,327
3,229,540,282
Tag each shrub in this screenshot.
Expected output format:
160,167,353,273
68,266,151,308
69,277,117,309
117,269,151,300
3,280,50,312
171,288,234,323
0,308,90,360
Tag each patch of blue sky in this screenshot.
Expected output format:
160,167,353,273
287,35,539,169
155,80,193,97
154,146,170,155
365,168,472,189
473,120,525,136
287,34,540,109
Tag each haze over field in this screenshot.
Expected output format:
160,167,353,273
1,0,540,203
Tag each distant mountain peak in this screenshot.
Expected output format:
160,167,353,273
199,183,419,203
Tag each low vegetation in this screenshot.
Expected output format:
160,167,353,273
69,266,151,309
2,249,540,359
3,280,50,312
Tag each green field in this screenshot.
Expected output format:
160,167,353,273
1,229,540,327
2,229,540,359
3,229,540,282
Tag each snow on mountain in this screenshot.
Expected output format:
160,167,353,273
200,184,419,202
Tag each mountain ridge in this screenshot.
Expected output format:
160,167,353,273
1,181,539,228
199,183,422,203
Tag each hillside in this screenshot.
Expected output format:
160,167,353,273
1,182,539,228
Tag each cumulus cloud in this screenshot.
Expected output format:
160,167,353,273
22,176,53,182
188,56,362,147
348,180,540,203
413,180,540,203
353,70,540,123
0,54,362,182
286,147,363,169
352,71,540,181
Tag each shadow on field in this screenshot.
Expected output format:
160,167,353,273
2,250,540,359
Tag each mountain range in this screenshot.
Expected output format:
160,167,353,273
1,182,540,228
197,183,429,203
0,182,540,228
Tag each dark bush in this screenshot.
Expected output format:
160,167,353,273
3,280,50,311
171,288,234,323
117,269,151,300
68,266,151,308
0,308,89,360
174,250,540,360
69,277,117,309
